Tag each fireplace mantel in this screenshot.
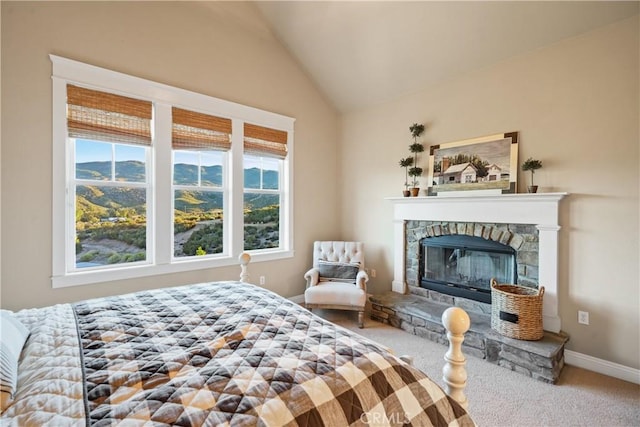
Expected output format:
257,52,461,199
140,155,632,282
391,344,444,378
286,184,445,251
386,192,568,333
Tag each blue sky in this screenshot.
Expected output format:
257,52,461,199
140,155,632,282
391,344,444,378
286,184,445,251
76,139,145,163
174,150,222,167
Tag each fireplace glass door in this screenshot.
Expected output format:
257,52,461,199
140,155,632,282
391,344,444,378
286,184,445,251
420,235,516,304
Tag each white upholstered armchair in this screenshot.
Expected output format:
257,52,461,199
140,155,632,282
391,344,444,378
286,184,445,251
304,241,369,328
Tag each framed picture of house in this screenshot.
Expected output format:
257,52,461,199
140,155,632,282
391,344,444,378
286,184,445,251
426,132,518,196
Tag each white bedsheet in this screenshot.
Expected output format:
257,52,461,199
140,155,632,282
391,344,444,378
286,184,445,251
1,304,85,426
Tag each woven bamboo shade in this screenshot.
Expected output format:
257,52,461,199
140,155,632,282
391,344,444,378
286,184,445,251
244,123,288,159
67,85,152,145
172,107,232,151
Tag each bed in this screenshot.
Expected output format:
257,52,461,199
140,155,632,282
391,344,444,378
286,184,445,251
1,255,475,426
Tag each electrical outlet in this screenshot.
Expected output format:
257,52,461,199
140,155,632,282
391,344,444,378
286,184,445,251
259,276,266,285
578,310,589,325
371,269,376,278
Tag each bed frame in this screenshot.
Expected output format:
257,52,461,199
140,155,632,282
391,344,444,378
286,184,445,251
237,252,471,410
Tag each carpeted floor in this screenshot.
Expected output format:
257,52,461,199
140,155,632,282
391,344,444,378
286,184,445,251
314,309,640,427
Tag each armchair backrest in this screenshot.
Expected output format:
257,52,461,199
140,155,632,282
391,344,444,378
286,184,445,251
312,241,365,269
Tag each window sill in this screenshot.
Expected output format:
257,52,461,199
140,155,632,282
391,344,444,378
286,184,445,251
52,250,293,288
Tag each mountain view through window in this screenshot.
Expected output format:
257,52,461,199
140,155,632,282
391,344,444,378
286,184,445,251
74,139,148,268
74,140,281,268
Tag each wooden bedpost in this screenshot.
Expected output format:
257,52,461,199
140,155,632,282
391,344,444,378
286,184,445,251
441,306,471,410
239,252,251,282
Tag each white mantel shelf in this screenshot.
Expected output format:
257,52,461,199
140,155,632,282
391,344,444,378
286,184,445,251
386,192,568,226
387,192,568,333
386,192,567,203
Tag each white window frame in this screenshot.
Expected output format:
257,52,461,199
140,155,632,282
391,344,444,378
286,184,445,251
243,154,285,252
70,139,153,272
51,55,295,288
171,148,228,261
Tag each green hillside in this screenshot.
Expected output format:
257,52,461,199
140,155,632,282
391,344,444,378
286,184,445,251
76,160,146,181
174,190,223,212
75,160,281,264
77,161,278,189
77,185,146,209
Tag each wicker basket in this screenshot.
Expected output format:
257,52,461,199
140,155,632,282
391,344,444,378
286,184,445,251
490,278,545,340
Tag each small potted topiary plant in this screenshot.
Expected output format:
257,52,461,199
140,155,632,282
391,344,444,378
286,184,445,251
408,123,425,196
521,157,543,193
399,156,414,197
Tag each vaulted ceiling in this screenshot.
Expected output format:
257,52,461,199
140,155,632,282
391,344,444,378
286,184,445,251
254,1,639,113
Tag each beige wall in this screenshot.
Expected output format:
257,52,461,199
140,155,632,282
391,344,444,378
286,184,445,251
341,16,639,369
1,2,340,308
2,2,638,371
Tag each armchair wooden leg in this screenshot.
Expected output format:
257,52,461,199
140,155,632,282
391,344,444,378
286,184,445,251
358,311,364,328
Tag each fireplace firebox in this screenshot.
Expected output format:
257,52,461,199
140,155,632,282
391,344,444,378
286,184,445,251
419,235,517,304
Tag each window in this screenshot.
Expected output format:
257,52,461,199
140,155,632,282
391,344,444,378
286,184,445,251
243,123,288,251
51,55,294,288
171,107,231,259
68,85,153,271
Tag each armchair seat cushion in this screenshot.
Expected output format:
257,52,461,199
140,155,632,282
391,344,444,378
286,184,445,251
304,282,366,308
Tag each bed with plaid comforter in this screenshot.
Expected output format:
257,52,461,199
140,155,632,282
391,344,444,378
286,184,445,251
2,281,474,426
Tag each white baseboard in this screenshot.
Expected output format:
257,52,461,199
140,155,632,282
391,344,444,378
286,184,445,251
565,350,639,385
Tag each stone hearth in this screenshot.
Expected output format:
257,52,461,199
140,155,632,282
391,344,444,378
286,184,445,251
370,291,569,383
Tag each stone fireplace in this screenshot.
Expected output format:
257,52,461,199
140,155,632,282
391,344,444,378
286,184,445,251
389,192,567,332
371,192,569,382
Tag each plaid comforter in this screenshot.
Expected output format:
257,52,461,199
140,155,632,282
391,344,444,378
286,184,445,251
6,281,475,426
